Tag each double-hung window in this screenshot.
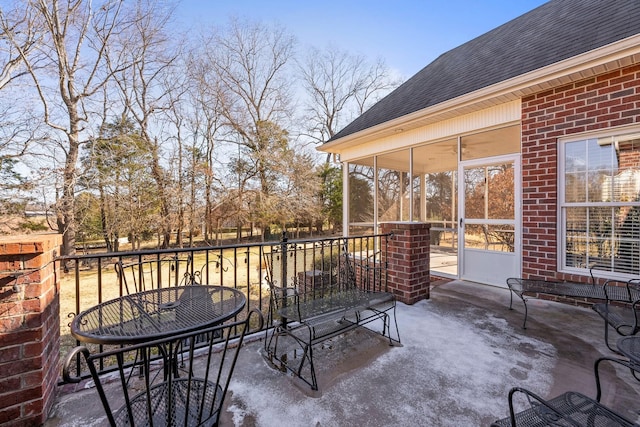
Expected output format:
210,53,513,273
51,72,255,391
560,130,640,278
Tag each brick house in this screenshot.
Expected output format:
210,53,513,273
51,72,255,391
319,0,640,287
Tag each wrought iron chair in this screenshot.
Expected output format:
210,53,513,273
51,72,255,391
492,356,638,426
114,255,195,294
114,255,195,380
63,309,263,427
592,279,640,352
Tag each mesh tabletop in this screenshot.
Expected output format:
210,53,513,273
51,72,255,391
71,286,246,345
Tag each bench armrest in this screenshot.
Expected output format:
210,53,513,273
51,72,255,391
506,278,525,295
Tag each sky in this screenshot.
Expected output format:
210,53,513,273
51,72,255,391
176,0,549,79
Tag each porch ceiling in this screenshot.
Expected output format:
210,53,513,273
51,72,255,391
351,125,520,174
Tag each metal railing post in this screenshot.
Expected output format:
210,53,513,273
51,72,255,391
280,231,288,329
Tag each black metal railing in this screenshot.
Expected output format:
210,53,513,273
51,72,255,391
58,232,391,383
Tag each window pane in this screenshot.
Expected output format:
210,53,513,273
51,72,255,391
464,167,485,219
611,139,640,203
616,205,640,275
565,206,587,266
566,206,640,275
377,149,410,222
565,140,587,202
464,164,513,220
487,164,514,219
587,139,614,202
425,171,458,249
565,140,586,173
565,172,586,202
464,224,514,252
348,163,374,226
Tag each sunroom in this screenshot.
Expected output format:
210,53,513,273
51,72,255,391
319,0,640,288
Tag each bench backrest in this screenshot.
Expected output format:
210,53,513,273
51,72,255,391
263,239,388,320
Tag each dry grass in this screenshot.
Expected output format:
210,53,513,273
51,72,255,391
58,248,271,359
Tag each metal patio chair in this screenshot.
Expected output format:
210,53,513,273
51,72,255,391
113,255,195,381
63,309,263,427
114,255,195,294
492,356,639,426
592,279,640,353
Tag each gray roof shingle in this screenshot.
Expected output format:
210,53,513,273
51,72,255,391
328,0,640,142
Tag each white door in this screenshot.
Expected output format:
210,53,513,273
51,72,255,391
459,155,520,287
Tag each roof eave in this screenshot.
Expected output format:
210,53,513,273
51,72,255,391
319,34,640,154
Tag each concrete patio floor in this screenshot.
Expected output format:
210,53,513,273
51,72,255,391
46,280,640,426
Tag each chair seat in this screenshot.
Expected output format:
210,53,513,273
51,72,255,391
114,378,222,427
492,391,635,427
592,303,639,334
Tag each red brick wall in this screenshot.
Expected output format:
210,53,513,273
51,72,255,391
381,222,430,304
521,64,640,282
0,235,62,426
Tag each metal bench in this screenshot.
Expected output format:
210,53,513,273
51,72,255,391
591,279,640,353
506,277,629,329
263,237,400,391
492,357,638,427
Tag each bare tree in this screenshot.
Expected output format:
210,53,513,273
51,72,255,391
298,45,401,151
2,0,134,255
298,45,400,231
206,18,296,240
0,2,46,226
0,2,41,90
281,152,322,237
108,0,182,249
184,51,226,244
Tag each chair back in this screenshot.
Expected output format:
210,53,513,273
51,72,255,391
627,279,640,302
115,256,194,294
63,309,263,427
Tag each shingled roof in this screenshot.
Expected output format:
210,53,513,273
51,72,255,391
328,0,640,143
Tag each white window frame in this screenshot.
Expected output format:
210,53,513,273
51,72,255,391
558,125,640,280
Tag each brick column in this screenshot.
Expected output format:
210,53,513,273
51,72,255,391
381,222,430,304
0,234,62,426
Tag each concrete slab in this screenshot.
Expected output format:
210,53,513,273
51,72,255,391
45,281,640,426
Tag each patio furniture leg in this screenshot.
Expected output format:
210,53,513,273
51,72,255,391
510,293,529,329
602,319,618,353
506,279,528,329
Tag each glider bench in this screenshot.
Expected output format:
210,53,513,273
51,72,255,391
263,250,400,391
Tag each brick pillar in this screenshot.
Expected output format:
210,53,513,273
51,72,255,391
381,222,430,304
0,234,62,426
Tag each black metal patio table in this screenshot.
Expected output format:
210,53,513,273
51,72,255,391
70,285,246,345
